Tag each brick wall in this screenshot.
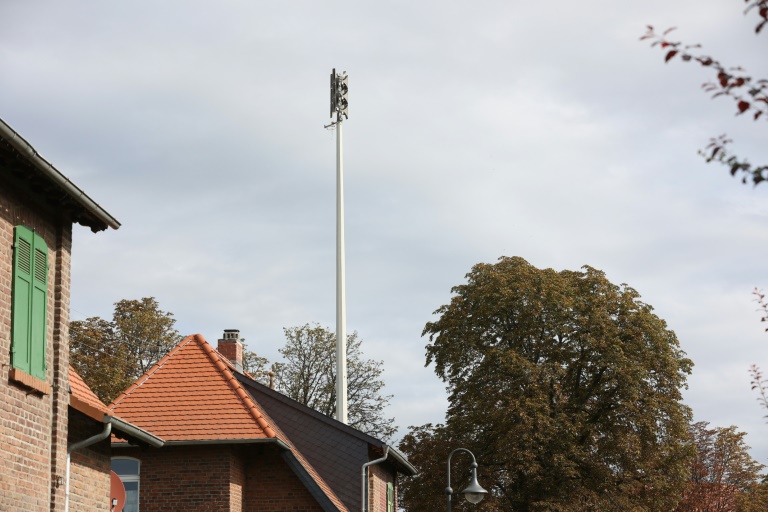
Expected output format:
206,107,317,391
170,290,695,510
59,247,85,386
115,443,326,512
118,444,244,511
68,409,111,510
243,447,324,512
230,448,245,510
368,463,397,512
0,175,73,511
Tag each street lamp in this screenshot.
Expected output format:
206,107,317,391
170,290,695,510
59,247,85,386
446,448,488,511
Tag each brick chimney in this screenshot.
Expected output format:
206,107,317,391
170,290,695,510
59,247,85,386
218,329,243,372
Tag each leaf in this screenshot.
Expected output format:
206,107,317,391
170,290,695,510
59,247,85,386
738,100,751,113
755,111,763,120
662,27,677,35
665,50,678,62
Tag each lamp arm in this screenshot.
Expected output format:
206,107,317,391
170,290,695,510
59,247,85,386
446,448,478,512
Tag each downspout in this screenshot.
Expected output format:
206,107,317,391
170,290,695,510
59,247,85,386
65,418,112,512
361,446,389,512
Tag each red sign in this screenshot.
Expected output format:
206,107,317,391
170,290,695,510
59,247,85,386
110,470,126,512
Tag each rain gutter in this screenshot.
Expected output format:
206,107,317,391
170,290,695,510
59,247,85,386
113,438,291,450
0,117,120,231
110,416,164,448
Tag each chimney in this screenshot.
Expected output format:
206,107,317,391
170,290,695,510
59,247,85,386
218,329,243,372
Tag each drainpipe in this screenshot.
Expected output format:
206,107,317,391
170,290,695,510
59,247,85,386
361,446,389,512
65,418,112,512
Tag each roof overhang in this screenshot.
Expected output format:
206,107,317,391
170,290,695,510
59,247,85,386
383,444,418,476
112,437,286,449
0,116,120,232
110,416,164,448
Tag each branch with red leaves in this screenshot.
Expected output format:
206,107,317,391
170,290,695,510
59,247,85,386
749,365,768,418
754,288,768,331
642,0,768,186
702,135,768,185
751,289,768,420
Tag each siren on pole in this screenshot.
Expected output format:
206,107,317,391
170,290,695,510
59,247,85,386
330,69,349,120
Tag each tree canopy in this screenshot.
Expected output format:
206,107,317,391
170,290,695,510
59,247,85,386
399,256,695,511
272,323,396,440
676,421,767,511
70,297,182,403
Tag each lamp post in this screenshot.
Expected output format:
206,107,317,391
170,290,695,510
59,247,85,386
446,448,488,511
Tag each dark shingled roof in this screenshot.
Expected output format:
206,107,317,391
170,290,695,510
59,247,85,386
235,372,417,512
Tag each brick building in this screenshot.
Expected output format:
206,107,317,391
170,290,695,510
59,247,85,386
110,331,417,512
68,366,163,510
0,116,122,510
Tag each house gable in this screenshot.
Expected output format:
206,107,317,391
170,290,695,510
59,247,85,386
110,334,349,512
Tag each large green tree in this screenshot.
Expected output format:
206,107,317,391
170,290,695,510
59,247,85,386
399,256,695,511
272,323,396,440
70,297,182,403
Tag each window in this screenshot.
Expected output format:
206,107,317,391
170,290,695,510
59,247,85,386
11,225,48,381
387,482,394,512
112,458,140,512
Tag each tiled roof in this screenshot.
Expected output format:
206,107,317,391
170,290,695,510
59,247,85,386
69,366,111,422
109,334,348,512
110,334,273,441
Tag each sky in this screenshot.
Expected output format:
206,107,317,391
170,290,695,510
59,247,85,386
2,0,767,462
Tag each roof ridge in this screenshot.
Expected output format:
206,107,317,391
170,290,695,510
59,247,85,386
197,336,277,438
236,374,386,446
109,335,194,409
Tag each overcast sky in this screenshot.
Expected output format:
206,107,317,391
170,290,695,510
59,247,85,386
2,0,767,462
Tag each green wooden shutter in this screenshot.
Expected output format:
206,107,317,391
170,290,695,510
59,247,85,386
387,482,394,512
11,226,48,379
30,231,48,380
11,227,33,374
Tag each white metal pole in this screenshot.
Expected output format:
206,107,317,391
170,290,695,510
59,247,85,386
336,116,348,424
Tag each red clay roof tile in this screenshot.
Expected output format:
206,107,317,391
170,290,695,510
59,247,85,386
69,366,111,422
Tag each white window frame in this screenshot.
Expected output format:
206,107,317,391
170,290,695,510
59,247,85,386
112,457,140,512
